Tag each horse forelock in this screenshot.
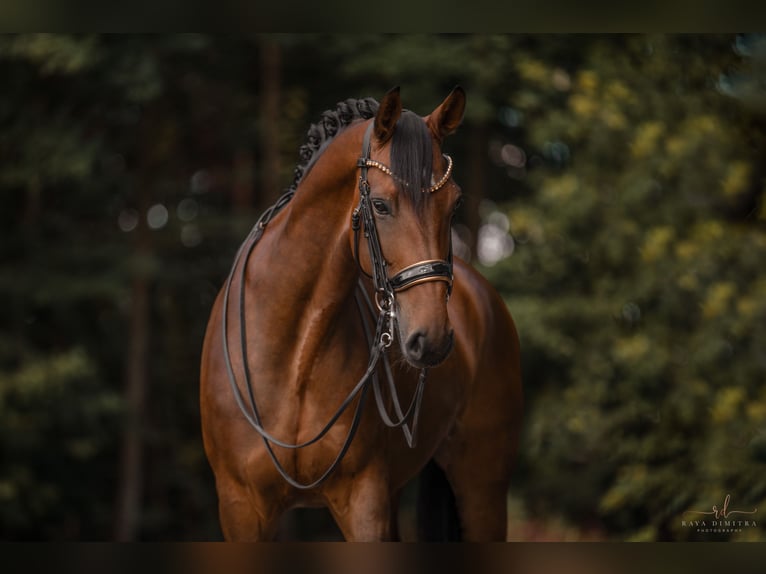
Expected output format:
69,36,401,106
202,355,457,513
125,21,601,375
390,111,433,214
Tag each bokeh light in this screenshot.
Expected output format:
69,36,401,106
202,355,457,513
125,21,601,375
117,208,139,232
147,204,169,230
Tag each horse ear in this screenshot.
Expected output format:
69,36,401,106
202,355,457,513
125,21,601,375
374,86,402,145
427,86,466,141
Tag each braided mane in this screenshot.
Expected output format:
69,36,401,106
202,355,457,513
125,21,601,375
288,97,380,193
287,97,435,215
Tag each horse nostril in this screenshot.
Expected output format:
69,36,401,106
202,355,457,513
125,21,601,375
405,331,426,361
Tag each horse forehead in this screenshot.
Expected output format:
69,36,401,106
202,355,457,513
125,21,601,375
372,116,442,156
370,138,448,178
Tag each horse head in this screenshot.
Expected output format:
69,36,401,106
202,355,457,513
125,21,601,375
352,87,466,369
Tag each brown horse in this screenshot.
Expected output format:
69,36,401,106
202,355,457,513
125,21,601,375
200,87,523,541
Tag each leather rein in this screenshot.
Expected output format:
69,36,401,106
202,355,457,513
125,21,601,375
220,121,454,489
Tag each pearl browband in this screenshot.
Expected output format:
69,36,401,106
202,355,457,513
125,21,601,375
360,154,453,194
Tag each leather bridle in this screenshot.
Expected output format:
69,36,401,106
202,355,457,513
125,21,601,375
352,122,455,312
220,120,455,489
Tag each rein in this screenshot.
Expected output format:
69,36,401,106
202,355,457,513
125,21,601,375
220,120,453,489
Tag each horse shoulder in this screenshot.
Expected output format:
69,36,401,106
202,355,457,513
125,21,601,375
450,259,523,432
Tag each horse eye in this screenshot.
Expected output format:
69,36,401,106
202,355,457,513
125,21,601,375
372,199,390,216
453,196,464,213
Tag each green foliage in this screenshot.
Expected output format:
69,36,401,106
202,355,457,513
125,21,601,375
0,34,231,540
489,35,766,540
320,34,520,122
0,348,121,537
0,34,101,75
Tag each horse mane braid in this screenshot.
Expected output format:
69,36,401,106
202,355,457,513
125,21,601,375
288,97,380,192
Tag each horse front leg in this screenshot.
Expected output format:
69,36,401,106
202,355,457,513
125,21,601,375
216,477,284,541
324,469,395,541
445,471,509,541
436,431,516,541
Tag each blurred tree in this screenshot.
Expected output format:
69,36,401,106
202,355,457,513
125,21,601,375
0,33,128,539
483,34,766,541
257,35,282,207
0,34,279,540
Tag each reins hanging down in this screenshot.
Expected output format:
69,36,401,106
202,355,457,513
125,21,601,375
221,120,454,489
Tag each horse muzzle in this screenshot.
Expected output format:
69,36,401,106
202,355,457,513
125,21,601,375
403,326,454,368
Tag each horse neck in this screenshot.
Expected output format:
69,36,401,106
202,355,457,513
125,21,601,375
244,124,364,372
279,125,362,294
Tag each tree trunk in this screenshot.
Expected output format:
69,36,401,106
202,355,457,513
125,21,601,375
232,149,255,212
258,36,282,209
114,188,151,541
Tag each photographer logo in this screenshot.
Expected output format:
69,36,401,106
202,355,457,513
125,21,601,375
682,494,757,534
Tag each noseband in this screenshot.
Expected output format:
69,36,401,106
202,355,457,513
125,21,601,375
352,122,454,312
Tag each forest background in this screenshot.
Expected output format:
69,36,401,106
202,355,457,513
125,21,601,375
1,34,765,541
